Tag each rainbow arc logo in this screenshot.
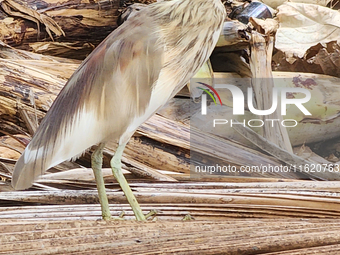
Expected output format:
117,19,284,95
197,82,223,106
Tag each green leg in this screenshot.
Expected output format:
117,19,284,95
111,143,146,221
92,143,111,220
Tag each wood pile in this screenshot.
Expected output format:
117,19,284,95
0,0,340,254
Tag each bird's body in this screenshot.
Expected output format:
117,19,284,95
12,0,226,220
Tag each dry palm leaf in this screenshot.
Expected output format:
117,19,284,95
0,0,65,40
0,219,340,254
0,0,155,58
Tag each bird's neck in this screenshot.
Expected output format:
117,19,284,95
150,0,225,27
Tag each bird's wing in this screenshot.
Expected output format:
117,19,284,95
12,12,164,189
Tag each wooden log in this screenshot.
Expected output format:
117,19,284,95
0,0,156,59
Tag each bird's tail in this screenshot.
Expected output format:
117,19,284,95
11,147,48,190
11,107,106,190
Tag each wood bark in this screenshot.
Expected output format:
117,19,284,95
0,0,156,59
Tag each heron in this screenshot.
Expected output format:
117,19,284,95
11,0,226,221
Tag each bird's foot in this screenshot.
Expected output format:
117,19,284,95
145,209,158,220
105,217,126,221
182,214,195,221
101,210,158,221
100,210,126,221
119,210,126,218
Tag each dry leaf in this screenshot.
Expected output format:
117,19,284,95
275,3,340,62
261,0,332,9
250,17,279,35
314,46,340,77
272,41,340,76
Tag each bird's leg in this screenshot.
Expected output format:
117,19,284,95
92,143,111,220
111,143,146,221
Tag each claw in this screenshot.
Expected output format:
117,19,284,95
145,209,158,220
119,210,126,218
182,214,195,221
